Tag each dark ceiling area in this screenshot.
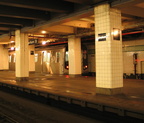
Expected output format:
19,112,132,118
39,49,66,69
0,0,143,38
0,0,115,36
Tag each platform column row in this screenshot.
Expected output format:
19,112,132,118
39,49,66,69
14,4,124,96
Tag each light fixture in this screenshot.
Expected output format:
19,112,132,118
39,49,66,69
10,47,15,50
47,40,50,42
35,54,38,56
42,41,47,45
112,30,119,36
112,28,120,40
10,41,15,43
41,30,47,34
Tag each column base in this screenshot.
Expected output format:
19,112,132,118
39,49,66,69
96,87,123,95
16,77,29,81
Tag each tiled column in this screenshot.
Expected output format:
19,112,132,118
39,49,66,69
68,35,81,75
29,45,35,72
0,45,9,70
94,4,123,95
15,30,29,81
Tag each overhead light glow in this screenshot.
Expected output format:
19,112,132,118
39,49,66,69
10,47,15,50
112,30,119,36
10,41,15,43
42,41,47,45
41,30,47,34
47,40,50,42
112,28,120,40
35,54,38,56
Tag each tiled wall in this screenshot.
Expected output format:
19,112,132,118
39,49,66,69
123,38,144,46
123,39,144,75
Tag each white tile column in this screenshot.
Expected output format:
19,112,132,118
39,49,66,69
68,35,82,75
94,4,123,95
0,45,9,70
15,30,29,81
29,45,35,72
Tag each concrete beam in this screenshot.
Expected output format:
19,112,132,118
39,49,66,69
62,20,91,28
0,30,9,34
111,0,144,18
0,5,50,20
0,0,74,13
111,0,133,7
64,0,92,4
22,8,94,33
0,24,22,29
44,25,74,34
0,17,33,26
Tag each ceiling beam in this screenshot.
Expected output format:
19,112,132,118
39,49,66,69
0,5,50,20
45,25,74,34
0,24,22,29
0,17,33,26
111,0,133,7
62,20,91,28
22,7,94,33
64,0,108,5
0,30,9,34
64,0,92,4
0,0,73,13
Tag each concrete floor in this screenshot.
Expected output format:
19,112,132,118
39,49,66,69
0,71,144,117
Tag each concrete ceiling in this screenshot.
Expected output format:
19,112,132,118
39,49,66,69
112,0,144,18
0,0,144,44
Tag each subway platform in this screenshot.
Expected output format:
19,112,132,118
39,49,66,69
0,71,144,120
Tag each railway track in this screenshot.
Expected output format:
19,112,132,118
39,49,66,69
0,82,143,123
0,113,18,123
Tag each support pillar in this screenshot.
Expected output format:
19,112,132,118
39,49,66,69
68,35,82,76
15,30,29,81
94,4,123,95
0,45,9,70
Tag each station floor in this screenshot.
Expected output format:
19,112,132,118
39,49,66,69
0,71,144,119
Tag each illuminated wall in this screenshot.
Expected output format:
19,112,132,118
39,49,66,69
0,45,9,70
123,39,144,75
